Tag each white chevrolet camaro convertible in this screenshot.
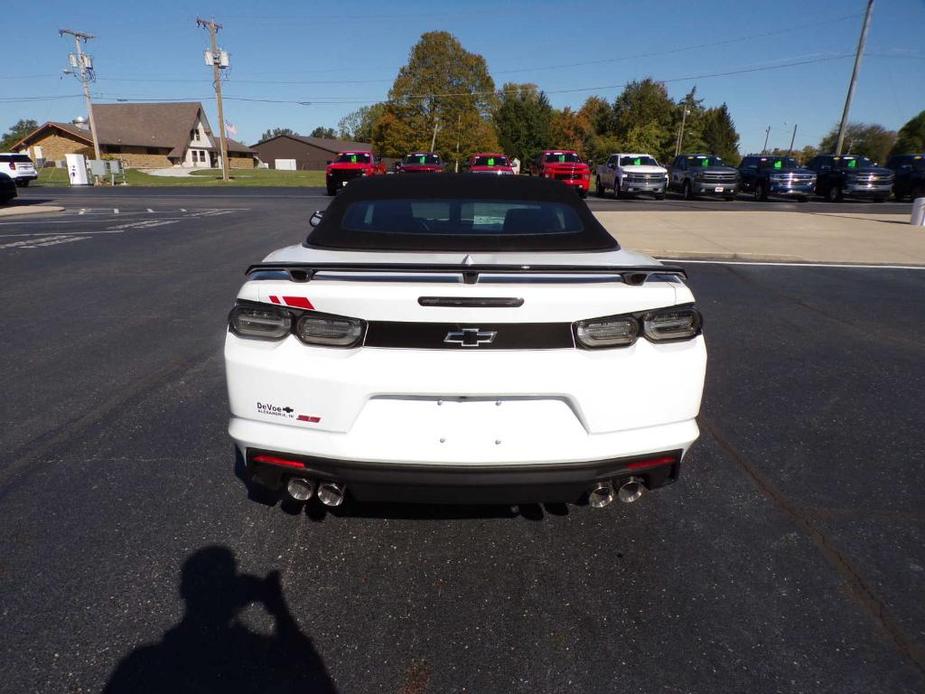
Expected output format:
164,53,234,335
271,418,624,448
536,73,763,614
225,174,707,509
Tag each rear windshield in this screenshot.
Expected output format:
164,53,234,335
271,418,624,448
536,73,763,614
759,157,799,170
620,156,658,166
342,199,582,236
0,154,33,163
404,154,440,165
688,155,725,167
544,152,581,163
472,155,508,167
334,152,371,164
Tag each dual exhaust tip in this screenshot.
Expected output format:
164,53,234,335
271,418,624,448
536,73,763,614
285,477,345,507
288,476,643,510
589,477,645,509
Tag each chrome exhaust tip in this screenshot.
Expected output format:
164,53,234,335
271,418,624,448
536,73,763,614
317,481,346,507
617,476,646,504
589,481,615,509
286,477,315,502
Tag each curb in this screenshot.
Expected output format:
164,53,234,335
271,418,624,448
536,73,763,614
0,205,65,218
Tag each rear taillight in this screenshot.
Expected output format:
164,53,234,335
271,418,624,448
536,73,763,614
575,316,639,348
295,312,365,347
228,304,291,339
574,305,702,349
642,306,702,342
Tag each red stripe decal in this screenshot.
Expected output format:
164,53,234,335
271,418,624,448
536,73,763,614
297,415,321,423
269,295,281,304
282,296,314,310
626,455,678,471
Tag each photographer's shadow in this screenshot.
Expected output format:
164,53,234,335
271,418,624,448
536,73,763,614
104,546,336,693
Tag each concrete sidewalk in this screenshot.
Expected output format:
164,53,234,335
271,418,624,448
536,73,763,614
595,210,925,265
0,204,64,218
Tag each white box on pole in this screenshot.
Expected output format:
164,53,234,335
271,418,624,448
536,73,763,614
65,153,90,185
911,198,925,227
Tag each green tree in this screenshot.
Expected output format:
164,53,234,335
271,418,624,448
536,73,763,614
578,96,614,136
550,107,592,157
612,79,676,160
374,31,498,161
818,122,896,164
259,127,294,142
701,104,740,163
1,119,38,151
890,110,925,156
493,83,553,163
309,126,337,139
337,103,386,142
674,87,706,154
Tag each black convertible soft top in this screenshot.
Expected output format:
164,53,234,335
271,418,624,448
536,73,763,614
306,174,619,252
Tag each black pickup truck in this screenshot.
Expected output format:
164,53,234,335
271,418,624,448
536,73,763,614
805,154,894,202
884,154,925,201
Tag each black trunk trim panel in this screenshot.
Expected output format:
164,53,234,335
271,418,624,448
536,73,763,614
364,321,574,349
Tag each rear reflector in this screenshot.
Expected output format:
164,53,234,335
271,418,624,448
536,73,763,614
626,455,678,471
252,454,305,469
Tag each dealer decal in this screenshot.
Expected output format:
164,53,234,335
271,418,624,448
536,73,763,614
256,402,295,419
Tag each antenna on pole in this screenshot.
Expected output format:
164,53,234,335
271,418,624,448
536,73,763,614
59,28,102,161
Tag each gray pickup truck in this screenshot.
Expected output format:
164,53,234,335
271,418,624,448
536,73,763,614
668,154,739,200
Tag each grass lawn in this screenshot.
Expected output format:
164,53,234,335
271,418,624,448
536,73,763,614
35,167,325,188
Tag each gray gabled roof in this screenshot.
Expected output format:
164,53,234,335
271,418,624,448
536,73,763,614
251,133,371,153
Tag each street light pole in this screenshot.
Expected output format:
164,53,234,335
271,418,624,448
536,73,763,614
675,107,689,157
836,0,874,155
762,125,771,154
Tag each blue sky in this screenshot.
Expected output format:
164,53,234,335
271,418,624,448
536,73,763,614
4,0,924,155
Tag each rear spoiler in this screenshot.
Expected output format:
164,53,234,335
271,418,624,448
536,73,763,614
245,262,687,286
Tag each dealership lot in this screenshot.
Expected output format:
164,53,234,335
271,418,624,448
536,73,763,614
1,187,924,692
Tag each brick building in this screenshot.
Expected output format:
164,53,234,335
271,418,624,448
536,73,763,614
12,102,255,169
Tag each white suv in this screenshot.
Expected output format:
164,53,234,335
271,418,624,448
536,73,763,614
225,174,707,509
0,153,38,187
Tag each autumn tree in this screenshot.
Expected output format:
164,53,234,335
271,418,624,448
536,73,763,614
373,31,498,162
818,122,896,164
890,110,925,156
1,119,38,151
493,83,553,163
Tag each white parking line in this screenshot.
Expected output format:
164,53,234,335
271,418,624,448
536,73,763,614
658,259,925,270
0,235,90,250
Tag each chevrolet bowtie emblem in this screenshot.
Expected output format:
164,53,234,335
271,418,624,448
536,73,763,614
444,328,497,347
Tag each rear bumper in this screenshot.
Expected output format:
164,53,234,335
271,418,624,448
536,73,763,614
243,446,688,503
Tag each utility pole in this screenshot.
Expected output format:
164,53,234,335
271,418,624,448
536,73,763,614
454,113,461,172
197,17,230,182
675,107,689,157
430,117,439,153
836,0,874,155
59,29,101,160
788,124,798,155
762,125,771,154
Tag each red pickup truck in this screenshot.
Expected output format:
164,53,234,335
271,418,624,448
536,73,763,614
467,152,514,175
398,152,444,174
528,150,591,197
325,151,384,195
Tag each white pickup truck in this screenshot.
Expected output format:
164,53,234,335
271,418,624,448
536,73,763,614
595,153,668,199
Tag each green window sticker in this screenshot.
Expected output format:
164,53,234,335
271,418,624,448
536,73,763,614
558,154,566,162
773,160,782,169
848,159,857,168
633,158,641,166
701,158,709,167
488,158,495,166
419,156,426,164
350,155,357,163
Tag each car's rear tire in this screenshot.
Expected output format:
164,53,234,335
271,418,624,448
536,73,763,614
613,181,622,199
682,180,693,200
755,182,768,202
326,184,336,196
595,176,604,197
826,185,843,202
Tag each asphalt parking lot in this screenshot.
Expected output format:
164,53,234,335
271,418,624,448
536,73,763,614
1,187,924,693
